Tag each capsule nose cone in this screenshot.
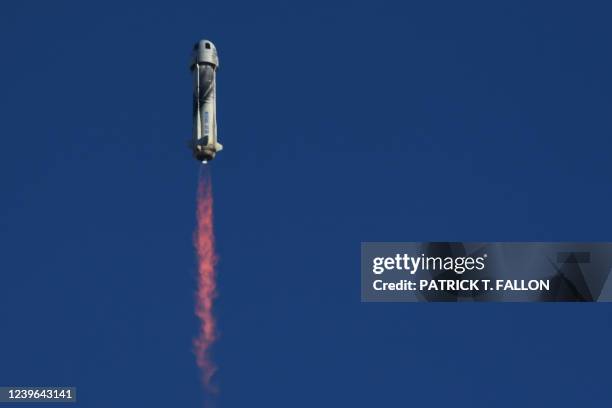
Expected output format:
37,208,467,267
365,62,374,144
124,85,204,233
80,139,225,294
195,39,216,51
192,39,219,69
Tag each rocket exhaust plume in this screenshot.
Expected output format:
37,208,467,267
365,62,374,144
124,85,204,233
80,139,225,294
194,167,218,393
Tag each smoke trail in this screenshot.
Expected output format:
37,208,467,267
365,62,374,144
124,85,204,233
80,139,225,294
194,167,218,392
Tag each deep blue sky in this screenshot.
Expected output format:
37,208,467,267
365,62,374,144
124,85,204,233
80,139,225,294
1,1,612,406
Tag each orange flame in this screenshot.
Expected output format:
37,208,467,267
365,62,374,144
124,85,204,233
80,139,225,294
194,168,218,392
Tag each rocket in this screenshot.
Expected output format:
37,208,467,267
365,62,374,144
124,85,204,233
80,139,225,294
191,39,222,163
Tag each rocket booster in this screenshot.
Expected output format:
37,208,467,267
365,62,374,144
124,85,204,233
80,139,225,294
191,39,222,163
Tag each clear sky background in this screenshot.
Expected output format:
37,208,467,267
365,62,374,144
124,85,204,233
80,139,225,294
1,0,612,406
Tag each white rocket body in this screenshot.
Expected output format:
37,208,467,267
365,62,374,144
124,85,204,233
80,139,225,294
191,39,222,162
